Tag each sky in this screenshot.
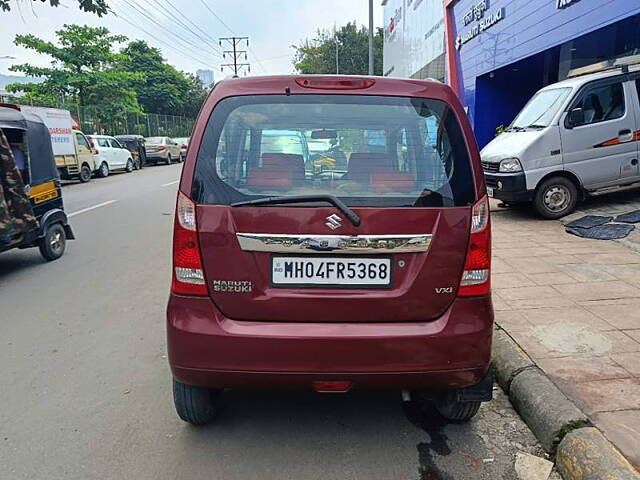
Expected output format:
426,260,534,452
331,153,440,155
0,0,384,78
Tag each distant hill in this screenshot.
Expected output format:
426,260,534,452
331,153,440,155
0,74,42,96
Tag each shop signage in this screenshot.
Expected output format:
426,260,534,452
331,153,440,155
456,0,505,50
557,0,581,8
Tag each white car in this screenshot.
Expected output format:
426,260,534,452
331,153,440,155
88,135,135,178
145,136,183,165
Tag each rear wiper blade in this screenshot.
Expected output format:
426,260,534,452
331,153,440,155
231,194,361,227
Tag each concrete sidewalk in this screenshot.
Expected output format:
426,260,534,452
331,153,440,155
490,201,640,470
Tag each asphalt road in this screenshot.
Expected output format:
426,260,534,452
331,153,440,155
1,164,557,480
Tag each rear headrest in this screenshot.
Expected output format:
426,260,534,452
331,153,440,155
347,153,394,184
247,167,292,191
262,153,305,186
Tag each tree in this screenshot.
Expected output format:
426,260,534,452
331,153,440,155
119,40,207,118
0,0,109,16
8,25,140,125
293,22,383,75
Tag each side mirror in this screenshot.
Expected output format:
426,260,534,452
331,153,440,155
568,108,585,128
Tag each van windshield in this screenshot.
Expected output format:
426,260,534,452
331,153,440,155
511,88,572,130
193,95,475,208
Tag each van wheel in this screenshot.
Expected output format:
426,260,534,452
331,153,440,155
39,223,66,261
533,176,578,219
435,392,481,422
125,159,134,172
79,164,92,183
172,379,220,426
98,162,109,178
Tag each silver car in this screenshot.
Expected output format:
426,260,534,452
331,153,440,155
145,136,182,165
482,57,640,219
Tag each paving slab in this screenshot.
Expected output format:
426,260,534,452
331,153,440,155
592,411,640,470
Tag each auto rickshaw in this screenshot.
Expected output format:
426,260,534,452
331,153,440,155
0,105,74,261
115,134,147,169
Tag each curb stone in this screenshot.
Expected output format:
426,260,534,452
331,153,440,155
492,328,640,479
557,428,640,480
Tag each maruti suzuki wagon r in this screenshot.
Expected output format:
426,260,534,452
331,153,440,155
167,75,494,425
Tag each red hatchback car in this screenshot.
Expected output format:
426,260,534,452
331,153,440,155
167,75,493,425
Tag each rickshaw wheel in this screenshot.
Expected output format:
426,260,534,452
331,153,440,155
79,165,92,183
39,224,66,261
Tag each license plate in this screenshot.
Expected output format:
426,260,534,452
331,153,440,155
487,187,494,198
272,257,392,287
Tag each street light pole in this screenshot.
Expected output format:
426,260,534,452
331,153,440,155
368,0,374,75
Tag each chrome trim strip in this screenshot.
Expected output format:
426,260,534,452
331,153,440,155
236,233,432,254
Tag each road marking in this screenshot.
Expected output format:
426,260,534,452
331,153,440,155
161,180,179,187
68,200,118,218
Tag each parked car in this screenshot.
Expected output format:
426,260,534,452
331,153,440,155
166,75,493,425
8,105,95,183
115,134,147,169
482,56,640,219
87,135,135,177
145,136,182,165
173,137,190,162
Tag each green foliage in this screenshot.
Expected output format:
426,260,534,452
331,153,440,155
293,22,383,75
8,24,141,127
119,40,207,118
0,0,109,16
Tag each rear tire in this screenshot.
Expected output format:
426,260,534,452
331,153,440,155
533,176,578,219
39,223,66,261
125,159,134,173
79,164,92,183
98,162,109,178
172,379,220,426
435,392,481,422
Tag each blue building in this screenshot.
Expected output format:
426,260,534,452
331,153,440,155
444,0,640,148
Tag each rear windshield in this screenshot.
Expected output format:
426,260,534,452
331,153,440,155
193,95,475,207
146,137,165,144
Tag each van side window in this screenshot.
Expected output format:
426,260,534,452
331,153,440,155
573,82,625,126
75,133,89,149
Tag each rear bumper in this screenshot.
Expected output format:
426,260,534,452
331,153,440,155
485,172,533,203
167,294,494,390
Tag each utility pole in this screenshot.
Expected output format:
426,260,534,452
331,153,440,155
334,25,339,74
368,0,374,75
219,37,251,77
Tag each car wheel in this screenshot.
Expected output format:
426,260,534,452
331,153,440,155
125,159,134,173
39,223,66,261
166,154,172,165
179,153,184,163
79,164,92,183
98,162,109,178
172,379,221,426
533,176,578,219
434,392,481,422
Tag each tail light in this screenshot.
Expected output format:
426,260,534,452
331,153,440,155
89,139,99,154
295,77,375,90
458,195,491,297
158,146,166,151
171,192,207,296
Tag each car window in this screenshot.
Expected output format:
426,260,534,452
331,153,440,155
75,133,90,149
194,94,475,208
573,82,625,126
109,138,123,149
97,138,110,148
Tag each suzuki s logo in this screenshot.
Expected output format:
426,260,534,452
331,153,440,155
325,214,343,230
435,287,454,294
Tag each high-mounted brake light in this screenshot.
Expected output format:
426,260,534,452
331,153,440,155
295,77,375,90
172,192,207,296
458,195,491,297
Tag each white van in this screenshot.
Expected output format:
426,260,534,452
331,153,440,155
482,58,640,219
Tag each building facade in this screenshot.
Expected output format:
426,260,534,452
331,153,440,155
444,0,640,147
382,0,447,81
196,69,215,88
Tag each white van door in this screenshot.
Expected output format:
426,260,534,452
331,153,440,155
561,79,637,189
